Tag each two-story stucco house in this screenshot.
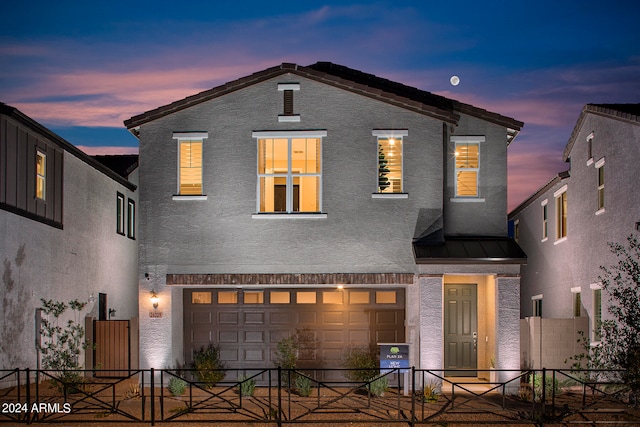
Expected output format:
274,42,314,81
509,104,640,368
125,62,525,382
0,103,139,375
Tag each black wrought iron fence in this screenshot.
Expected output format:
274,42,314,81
0,367,638,425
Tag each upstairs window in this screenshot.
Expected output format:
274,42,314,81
596,159,605,212
254,131,325,213
36,151,46,200
541,200,548,240
592,286,602,342
452,137,483,197
554,185,568,242
373,130,406,194
127,198,135,239
532,295,542,317
173,132,208,196
116,193,125,235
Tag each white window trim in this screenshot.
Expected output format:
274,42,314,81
532,294,543,300
554,185,568,244
278,115,301,122
253,130,326,216
373,129,408,196
591,283,603,343
541,199,549,242
586,132,594,165
594,157,605,168
36,150,46,201
278,83,300,91
173,132,208,199
452,136,484,199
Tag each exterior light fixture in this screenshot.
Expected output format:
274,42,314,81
337,284,344,290
150,290,159,308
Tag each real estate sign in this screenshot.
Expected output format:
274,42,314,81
378,343,410,373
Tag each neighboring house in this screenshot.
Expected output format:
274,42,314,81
125,62,525,383
509,104,640,368
0,103,139,374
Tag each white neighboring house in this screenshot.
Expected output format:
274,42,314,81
0,103,139,375
509,103,640,368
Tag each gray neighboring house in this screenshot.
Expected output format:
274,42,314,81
509,104,640,368
125,62,526,383
0,103,139,375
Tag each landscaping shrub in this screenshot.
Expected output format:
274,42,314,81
191,343,226,387
168,376,187,396
343,346,379,382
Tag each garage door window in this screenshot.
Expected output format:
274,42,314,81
270,291,290,304
297,291,316,304
322,291,344,304
349,291,370,304
218,291,238,304
192,292,212,304
244,291,264,304
376,291,396,304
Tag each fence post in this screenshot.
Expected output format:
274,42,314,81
277,366,282,427
26,368,31,425
410,367,416,427
541,367,546,414
150,367,155,426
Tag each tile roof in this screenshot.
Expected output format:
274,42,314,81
124,62,523,141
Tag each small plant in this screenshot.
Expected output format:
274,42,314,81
191,343,226,387
368,375,388,397
168,377,187,396
125,382,141,399
423,381,440,402
274,329,316,387
532,373,560,402
344,346,379,382
238,375,256,397
490,354,496,368
294,374,314,397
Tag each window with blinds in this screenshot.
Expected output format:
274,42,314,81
179,140,203,195
455,142,479,197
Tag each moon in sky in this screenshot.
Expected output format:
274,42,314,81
450,75,460,86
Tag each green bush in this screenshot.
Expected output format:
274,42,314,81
368,375,388,397
294,374,314,397
191,344,226,387
533,373,560,402
168,377,187,396
238,375,256,397
343,346,379,382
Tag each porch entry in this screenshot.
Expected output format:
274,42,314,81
444,284,477,376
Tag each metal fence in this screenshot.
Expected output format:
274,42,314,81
1,367,638,425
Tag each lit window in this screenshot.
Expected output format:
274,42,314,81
270,291,290,304
592,286,602,342
541,200,548,240
454,141,480,197
376,291,396,304
254,131,325,213
192,292,212,304
532,296,542,317
173,133,207,196
322,291,343,304
554,186,568,241
244,291,264,304
349,291,369,304
218,291,238,304
596,161,605,211
36,151,46,200
116,193,125,235
127,199,135,239
297,291,316,304
373,130,406,193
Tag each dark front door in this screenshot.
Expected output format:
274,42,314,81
444,284,477,376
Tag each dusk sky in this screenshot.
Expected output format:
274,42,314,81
1,1,638,210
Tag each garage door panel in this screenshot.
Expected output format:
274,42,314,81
218,311,239,324
244,330,265,343
296,311,317,324
349,329,369,343
375,310,399,325
244,349,265,361
322,330,344,343
375,329,399,343
220,348,239,362
192,329,211,344
218,330,238,343
348,311,370,324
244,312,265,324
322,311,344,324
192,311,212,324
270,311,291,324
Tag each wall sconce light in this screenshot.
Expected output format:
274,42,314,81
150,290,159,309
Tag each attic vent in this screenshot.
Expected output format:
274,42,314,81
278,83,300,122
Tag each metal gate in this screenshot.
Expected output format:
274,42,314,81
93,320,130,377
